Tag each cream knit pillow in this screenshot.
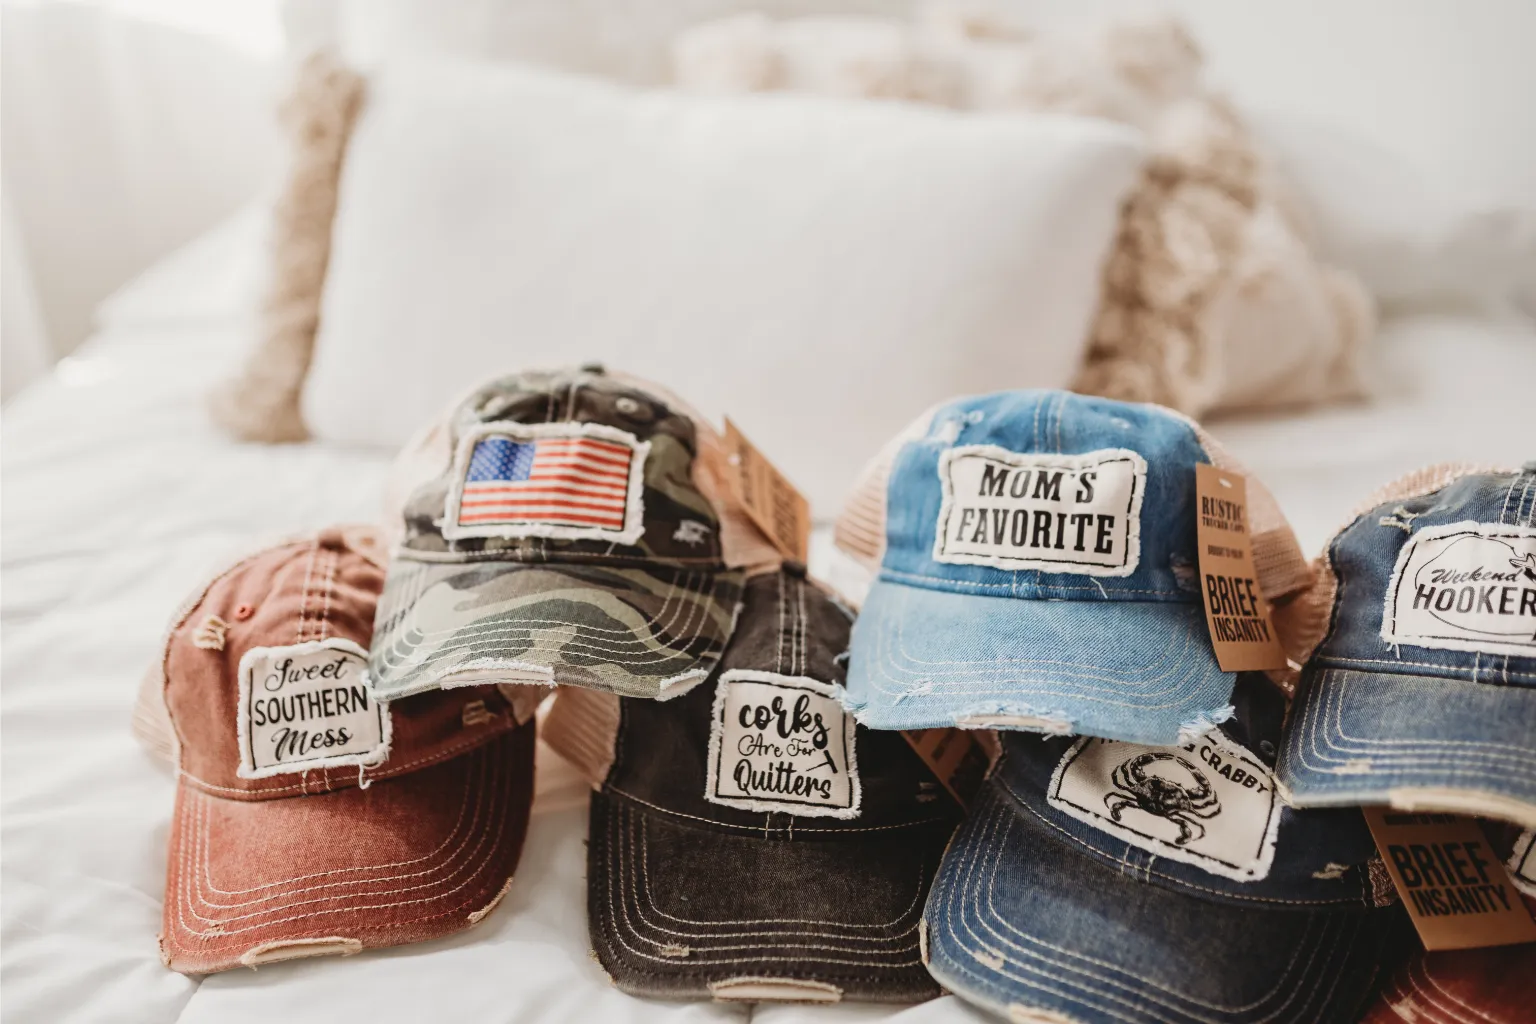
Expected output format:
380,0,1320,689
208,52,364,443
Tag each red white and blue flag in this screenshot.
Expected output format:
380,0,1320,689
457,433,634,531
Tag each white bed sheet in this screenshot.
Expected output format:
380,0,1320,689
2,208,1532,1024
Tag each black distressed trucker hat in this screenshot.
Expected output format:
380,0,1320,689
543,568,979,1004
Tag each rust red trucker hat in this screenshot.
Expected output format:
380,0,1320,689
152,526,539,973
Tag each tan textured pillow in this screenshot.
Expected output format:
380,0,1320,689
208,52,364,442
675,10,1376,418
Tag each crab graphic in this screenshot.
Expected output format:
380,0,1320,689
1104,752,1221,846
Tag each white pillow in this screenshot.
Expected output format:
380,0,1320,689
306,59,1143,512
329,0,896,82
1254,112,1536,313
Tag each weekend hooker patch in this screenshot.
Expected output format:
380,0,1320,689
442,422,650,544
706,672,860,818
1382,522,1536,657
933,447,1146,575
1048,734,1283,882
236,638,390,778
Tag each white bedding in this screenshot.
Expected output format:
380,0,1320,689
3,208,1533,1024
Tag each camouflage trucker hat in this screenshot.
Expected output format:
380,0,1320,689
369,366,774,702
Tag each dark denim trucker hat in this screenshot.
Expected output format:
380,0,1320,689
542,567,969,1004
834,390,1312,745
924,673,1411,1024
1278,463,1536,829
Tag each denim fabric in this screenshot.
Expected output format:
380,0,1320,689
923,782,1408,1024
846,389,1234,744
1280,465,1536,820
924,678,1409,1024
587,570,962,1003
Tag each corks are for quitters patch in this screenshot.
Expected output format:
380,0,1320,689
705,672,860,818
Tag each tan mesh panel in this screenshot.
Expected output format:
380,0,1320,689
832,406,941,569
540,685,623,790
1185,419,1312,603
1286,462,1518,670
131,534,311,767
380,417,453,551
132,662,179,766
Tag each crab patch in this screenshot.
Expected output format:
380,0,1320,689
237,638,390,779
1382,522,1536,657
705,672,860,818
442,422,649,544
1047,734,1282,881
933,447,1145,575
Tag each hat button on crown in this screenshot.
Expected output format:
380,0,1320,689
580,362,606,375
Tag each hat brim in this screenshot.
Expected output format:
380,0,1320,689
1280,666,1536,828
369,558,744,701
1363,945,1536,1024
586,788,948,1004
846,578,1234,745
923,778,1394,1024
160,723,535,974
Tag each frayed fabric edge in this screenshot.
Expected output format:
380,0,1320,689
1177,704,1235,745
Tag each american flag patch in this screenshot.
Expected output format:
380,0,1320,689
452,428,641,536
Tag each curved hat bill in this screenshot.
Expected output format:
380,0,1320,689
1361,942,1536,1024
160,723,535,974
586,789,949,1005
1280,667,1536,829
922,779,1401,1024
369,558,744,701
846,578,1236,745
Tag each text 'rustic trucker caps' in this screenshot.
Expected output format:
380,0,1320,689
834,389,1311,745
368,365,770,703
1278,462,1536,828
923,673,1409,1024
543,568,967,1004
154,527,538,974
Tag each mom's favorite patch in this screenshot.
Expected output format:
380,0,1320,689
1047,733,1282,881
933,447,1146,575
236,638,390,778
706,672,859,818
1382,522,1536,657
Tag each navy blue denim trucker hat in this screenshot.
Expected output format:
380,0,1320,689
541,568,968,1004
834,390,1312,745
1279,462,1536,829
923,673,1409,1024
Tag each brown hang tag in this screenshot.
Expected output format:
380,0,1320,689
1363,807,1536,951
1194,464,1288,672
902,729,991,810
723,418,810,563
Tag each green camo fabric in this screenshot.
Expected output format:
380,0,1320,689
370,367,743,700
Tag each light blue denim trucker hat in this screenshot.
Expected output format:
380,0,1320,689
834,390,1311,745
1279,462,1536,829
923,674,1410,1024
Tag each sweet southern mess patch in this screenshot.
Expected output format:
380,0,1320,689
1382,523,1536,657
934,446,1146,575
442,422,649,544
706,672,860,818
1048,734,1282,882
237,638,390,778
